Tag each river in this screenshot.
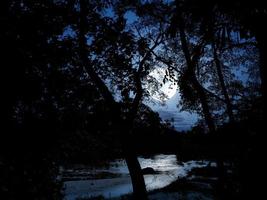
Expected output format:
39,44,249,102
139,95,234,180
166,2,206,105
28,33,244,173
62,154,209,200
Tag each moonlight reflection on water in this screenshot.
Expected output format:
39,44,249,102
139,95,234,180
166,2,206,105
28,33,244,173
63,154,209,200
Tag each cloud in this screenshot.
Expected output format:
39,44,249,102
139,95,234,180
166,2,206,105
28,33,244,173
157,110,196,131
146,91,198,131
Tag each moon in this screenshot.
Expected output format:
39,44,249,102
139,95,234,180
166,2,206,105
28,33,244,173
146,67,177,101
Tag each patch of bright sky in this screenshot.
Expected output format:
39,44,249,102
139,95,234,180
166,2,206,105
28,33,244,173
101,7,115,18
146,92,198,131
144,67,198,131
124,10,139,24
58,25,76,41
224,45,259,85
102,6,138,25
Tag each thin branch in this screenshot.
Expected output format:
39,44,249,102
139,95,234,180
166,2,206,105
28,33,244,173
150,50,182,75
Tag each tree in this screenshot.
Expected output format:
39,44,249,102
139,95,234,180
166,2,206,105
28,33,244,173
0,1,76,199
76,1,164,199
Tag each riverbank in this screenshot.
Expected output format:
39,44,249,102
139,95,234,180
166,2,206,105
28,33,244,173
89,163,236,200
62,155,216,200
77,171,217,200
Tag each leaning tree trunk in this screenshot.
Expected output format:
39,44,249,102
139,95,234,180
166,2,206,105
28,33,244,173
125,155,147,199
122,137,148,200
212,44,235,123
175,10,226,194
78,1,147,199
122,70,149,200
191,76,216,132
176,13,216,132
120,119,147,200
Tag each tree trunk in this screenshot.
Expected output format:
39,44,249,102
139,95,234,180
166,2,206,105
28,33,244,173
255,31,267,113
213,44,235,123
124,146,148,200
176,13,216,132
248,21,266,200
122,76,148,200
78,1,148,199
192,76,216,132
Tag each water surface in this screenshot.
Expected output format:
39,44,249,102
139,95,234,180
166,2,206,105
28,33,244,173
63,154,208,200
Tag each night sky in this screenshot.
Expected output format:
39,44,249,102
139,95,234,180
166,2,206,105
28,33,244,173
147,92,198,131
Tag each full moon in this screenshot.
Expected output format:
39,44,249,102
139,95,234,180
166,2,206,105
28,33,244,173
146,67,177,101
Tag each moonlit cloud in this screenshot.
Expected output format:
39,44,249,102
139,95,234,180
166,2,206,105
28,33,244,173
146,92,198,131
